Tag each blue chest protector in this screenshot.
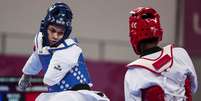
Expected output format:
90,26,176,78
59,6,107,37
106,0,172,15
38,43,92,92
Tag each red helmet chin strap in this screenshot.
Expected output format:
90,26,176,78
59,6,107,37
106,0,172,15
129,7,163,55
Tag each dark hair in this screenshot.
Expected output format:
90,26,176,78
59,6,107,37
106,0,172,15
138,37,159,53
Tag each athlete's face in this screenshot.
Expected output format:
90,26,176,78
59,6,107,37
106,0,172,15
47,24,65,46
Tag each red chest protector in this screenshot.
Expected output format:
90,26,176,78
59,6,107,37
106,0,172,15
127,44,173,74
127,44,192,101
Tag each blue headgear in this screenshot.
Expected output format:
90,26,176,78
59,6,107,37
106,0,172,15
40,2,73,46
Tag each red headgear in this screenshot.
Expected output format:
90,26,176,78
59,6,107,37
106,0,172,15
129,7,163,55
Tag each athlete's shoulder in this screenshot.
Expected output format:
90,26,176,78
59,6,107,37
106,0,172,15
64,38,82,49
172,46,190,57
52,39,83,61
162,44,189,57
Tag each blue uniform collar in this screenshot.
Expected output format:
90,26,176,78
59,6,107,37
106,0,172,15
36,37,77,55
48,38,77,53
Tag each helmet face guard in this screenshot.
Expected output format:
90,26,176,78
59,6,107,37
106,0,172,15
129,7,163,55
40,2,73,46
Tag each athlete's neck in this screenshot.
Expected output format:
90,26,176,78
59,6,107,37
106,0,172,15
140,46,162,57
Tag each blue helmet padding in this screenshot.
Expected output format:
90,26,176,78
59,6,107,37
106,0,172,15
40,2,73,47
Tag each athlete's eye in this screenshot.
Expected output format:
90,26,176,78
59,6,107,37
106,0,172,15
57,32,64,36
48,28,56,33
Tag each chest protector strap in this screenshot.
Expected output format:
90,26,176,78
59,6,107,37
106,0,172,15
127,44,173,74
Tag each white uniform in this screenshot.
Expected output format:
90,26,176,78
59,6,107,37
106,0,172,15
36,90,109,101
22,32,110,101
124,44,198,101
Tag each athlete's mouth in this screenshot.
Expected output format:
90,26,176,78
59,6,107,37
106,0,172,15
49,40,58,44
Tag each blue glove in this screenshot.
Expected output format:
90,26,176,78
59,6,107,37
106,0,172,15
18,74,31,91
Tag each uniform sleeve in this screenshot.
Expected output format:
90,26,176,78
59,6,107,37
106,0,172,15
43,45,82,86
124,67,161,101
174,48,198,93
22,51,42,75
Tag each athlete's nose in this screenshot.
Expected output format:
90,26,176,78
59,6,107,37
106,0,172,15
52,32,59,40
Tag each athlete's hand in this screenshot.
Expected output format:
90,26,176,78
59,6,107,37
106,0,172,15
18,74,31,91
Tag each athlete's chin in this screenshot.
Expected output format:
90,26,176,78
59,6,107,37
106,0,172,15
49,41,58,46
